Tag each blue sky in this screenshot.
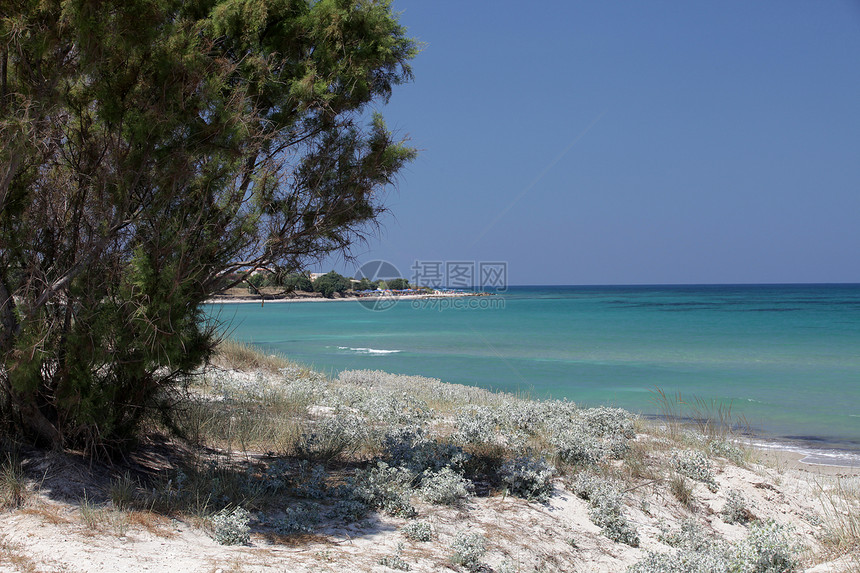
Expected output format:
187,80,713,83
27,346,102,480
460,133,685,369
318,1,860,286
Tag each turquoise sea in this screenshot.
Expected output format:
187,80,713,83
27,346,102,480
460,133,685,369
207,284,860,455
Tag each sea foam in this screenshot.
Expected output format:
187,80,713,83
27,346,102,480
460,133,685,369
337,346,401,355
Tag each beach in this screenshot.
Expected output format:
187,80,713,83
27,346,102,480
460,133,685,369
1,357,859,572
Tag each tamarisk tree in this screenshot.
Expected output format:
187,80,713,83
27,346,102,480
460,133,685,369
0,0,417,453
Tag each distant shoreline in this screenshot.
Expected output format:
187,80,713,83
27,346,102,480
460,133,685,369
204,290,492,304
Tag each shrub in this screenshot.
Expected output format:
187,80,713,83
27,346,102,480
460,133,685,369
352,462,417,518
658,518,714,552
453,405,499,445
275,504,321,535
360,392,432,426
496,400,547,434
671,449,718,492
629,519,801,573
722,489,754,524
378,554,411,571
627,549,732,573
402,521,433,542
709,439,746,465
294,413,368,463
450,530,487,572
591,494,640,547
327,499,369,523
732,520,800,573
419,467,471,506
549,423,604,466
499,454,555,502
572,472,639,546
290,461,329,499
383,427,468,474
211,506,251,545
580,406,636,439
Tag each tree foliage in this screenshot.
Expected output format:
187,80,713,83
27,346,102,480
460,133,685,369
313,271,352,297
282,273,313,292
0,0,417,453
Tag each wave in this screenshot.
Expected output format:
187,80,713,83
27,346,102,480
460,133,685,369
745,439,860,467
337,346,402,355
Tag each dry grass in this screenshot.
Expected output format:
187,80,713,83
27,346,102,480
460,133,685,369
0,536,45,573
670,474,695,509
650,387,748,443
209,339,292,373
817,476,860,556
20,504,73,525
0,451,29,509
124,510,176,537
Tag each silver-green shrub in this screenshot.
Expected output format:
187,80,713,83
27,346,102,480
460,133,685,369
450,530,487,572
571,472,639,547
294,412,368,462
358,390,431,426
631,519,731,573
383,426,469,474
291,461,329,499
732,520,800,573
500,454,555,502
211,506,251,545
352,461,417,518
627,549,732,573
549,422,604,466
496,400,547,434
545,407,636,465
721,489,753,524
708,439,746,465
658,518,713,552
326,499,368,523
454,405,500,445
401,520,433,542
419,467,471,506
628,519,801,573
378,554,411,571
671,449,719,492
580,406,636,439
275,504,320,535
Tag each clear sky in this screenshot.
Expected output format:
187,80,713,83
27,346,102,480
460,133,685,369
318,0,860,286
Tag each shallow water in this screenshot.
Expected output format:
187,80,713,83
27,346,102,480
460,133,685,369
207,284,860,453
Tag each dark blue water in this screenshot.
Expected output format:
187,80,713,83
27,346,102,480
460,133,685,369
206,284,860,451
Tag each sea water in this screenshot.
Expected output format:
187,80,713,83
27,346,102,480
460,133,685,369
206,284,860,454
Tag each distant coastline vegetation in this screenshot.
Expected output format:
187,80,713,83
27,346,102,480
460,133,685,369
240,270,421,299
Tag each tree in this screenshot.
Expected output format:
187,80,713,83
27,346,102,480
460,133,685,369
313,271,351,297
247,273,267,293
0,0,417,454
282,274,313,293
387,278,409,290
